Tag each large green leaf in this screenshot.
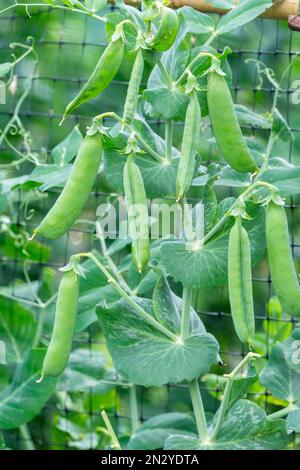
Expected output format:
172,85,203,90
104,149,179,199
127,413,197,450
165,400,288,450
58,349,109,392
287,407,300,433
161,203,265,288
152,275,206,335
179,7,215,36
0,349,57,429
0,299,37,364
260,328,300,402
234,104,271,130
216,0,273,35
51,125,83,166
96,297,219,387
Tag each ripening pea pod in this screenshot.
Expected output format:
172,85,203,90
266,201,300,317
34,131,102,239
41,269,79,378
176,91,201,201
150,5,179,52
207,72,258,174
123,49,144,124
228,217,255,346
63,37,124,119
123,156,150,272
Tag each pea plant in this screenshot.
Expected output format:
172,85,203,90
1,0,300,451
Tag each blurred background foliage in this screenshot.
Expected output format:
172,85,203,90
0,0,300,449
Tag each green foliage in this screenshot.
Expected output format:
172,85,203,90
0,0,299,451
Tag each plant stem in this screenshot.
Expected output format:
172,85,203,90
175,39,217,87
94,112,164,163
19,424,35,450
96,221,132,295
203,180,277,245
79,252,178,342
180,286,192,342
157,59,172,86
130,385,140,433
210,352,260,441
165,119,173,162
267,404,296,421
189,379,208,441
101,411,122,450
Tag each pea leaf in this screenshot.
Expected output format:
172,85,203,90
216,0,273,35
260,328,300,402
260,163,300,197
153,275,206,335
0,299,37,364
179,7,215,35
234,104,271,130
58,349,109,391
96,297,219,387
0,63,12,78
0,349,57,429
272,109,294,142
26,164,72,191
104,150,179,199
204,0,233,7
127,413,197,450
57,417,99,449
287,407,300,433
161,202,266,288
165,400,288,450
85,0,106,13
51,125,83,165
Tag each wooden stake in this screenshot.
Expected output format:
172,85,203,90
117,0,299,20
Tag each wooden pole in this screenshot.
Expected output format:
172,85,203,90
119,0,299,20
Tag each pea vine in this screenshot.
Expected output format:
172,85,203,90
1,0,300,452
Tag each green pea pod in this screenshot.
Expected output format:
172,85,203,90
123,49,144,124
123,157,150,272
150,6,179,52
42,269,79,377
63,38,124,119
207,72,258,174
228,217,255,346
176,91,201,200
266,201,300,317
35,132,102,239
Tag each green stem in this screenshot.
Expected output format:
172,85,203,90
175,38,217,87
180,286,192,342
19,424,35,450
130,385,140,433
210,352,260,441
165,119,173,163
203,180,277,245
189,379,208,441
267,404,296,421
79,252,178,342
157,59,172,86
96,221,132,295
101,411,122,450
94,112,164,163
